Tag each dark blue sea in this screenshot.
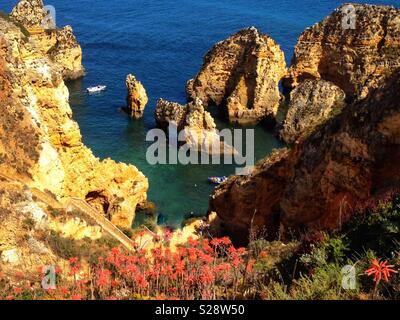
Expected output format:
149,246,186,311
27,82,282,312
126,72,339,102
2,0,399,227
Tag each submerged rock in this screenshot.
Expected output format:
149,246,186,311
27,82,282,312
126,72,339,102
155,98,236,155
280,79,346,144
187,27,287,125
10,0,85,81
283,4,400,100
126,74,148,119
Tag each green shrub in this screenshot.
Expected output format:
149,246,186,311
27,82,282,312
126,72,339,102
47,206,63,218
118,227,133,238
22,217,36,231
344,193,400,258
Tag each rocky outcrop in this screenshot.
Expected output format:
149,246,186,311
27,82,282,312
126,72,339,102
0,15,148,228
0,176,126,278
48,26,85,80
210,68,400,245
279,79,346,144
9,0,85,80
283,4,400,100
155,98,236,154
187,27,286,124
9,0,47,29
126,74,148,119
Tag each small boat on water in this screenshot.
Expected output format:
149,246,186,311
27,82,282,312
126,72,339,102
87,85,107,94
208,176,228,185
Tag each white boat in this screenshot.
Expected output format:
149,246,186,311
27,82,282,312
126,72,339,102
208,176,228,185
86,85,107,93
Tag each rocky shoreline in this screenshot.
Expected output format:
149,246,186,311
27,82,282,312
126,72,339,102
0,0,149,273
0,0,399,278
209,3,400,244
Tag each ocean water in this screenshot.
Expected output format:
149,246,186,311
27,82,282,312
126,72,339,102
2,0,399,227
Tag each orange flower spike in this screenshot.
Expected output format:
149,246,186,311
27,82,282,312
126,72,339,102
365,259,398,283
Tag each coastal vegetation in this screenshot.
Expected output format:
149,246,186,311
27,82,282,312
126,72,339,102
0,0,399,301
1,192,399,300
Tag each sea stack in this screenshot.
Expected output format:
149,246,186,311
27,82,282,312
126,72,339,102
187,27,287,125
126,74,148,119
155,98,236,155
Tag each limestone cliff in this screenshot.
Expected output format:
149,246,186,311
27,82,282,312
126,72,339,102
0,175,122,278
210,69,400,245
9,0,46,28
279,79,346,144
187,27,286,124
155,98,236,155
126,74,148,119
10,0,85,80
0,15,148,229
283,4,400,100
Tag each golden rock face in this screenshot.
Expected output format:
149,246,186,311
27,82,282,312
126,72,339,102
283,4,400,99
0,16,148,229
126,74,148,119
186,27,287,125
209,4,400,246
279,79,346,144
211,70,400,245
10,0,85,80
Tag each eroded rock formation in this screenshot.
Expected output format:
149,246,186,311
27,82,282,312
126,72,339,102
283,4,400,100
187,27,287,124
279,79,346,144
155,98,236,154
0,14,148,228
126,74,148,119
210,68,400,245
48,26,85,80
10,0,85,80
9,0,46,28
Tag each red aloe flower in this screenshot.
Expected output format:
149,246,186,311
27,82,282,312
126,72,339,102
201,239,213,254
198,252,213,264
59,287,69,296
55,266,62,274
246,259,256,273
134,274,148,289
70,294,82,300
111,279,120,289
14,287,23,295
210,238,222,247
69,257,78,265
365,259,398,283
187,236,199,247
220,237,232,246
97,269,112,287
175,261,185,275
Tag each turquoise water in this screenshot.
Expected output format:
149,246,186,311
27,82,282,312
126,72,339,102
2,0,399,227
